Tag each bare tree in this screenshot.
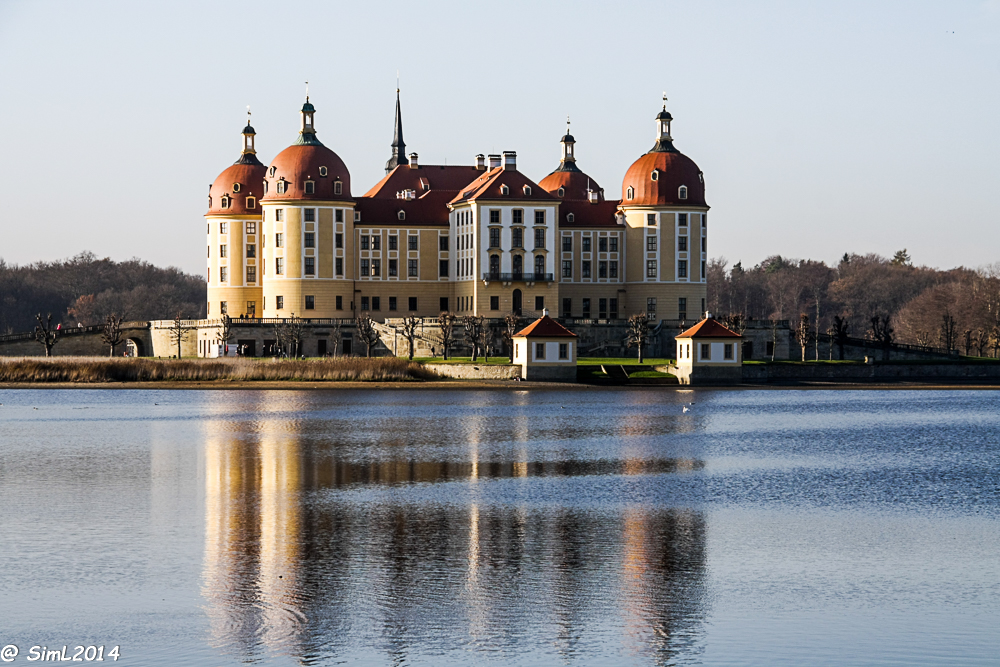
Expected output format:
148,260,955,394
463,315,485,361
168,314,195,359
400,315,420,360
34,313,58,357
437,312,457,360
770,318,780,361
831,315,850,360
273,321,290,357
502,313,521,362
975,327,990,357
356,314,381,358
626,313,650,363
328,321,342,357
102,313,124,357
215,314,232,348
869,314,895,361
287,315,305,357
793,313,811,362
939,313,958,352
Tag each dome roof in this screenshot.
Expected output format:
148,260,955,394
262,143,352,202
622,150,706,207
539,169,603,201
207,161,267,216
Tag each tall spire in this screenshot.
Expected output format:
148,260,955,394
236,106,263,166
294,88,324,147
649,92,677,153
555,116,580,172
385,87,407,174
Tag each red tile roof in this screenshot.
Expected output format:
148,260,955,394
207,162,267,216
558,199,623,228
449,167,556,205
622,150,707,208
514,315,577,338
538,169,604,201
675,318,740,339
357,164,484,226
262,143,353,202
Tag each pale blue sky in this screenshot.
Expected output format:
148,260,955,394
1,0,997,274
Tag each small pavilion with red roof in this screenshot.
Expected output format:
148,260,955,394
513,311,578,381
673,314,743,385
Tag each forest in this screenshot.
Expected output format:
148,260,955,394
0,252,206,334
707,250,1000,357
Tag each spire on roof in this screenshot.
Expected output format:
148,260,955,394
555,117,581,173
294,90,323,146
385,87,407,174
650,92,677,153
236,106,263,166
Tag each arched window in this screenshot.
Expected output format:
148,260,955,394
500,184,509,195
304,181,315,195
276,180,287,194
558,187,565,197
263,180,268,194
319,166,328,177
678,185,688,199
207,196,212,208
489,254,500,278
523,185,532,196
650,171,658,181
221,195,230,209
269,166,277,177
233,183,241,192
627,186,634,200
398,210,406,220
246,197,256,209
334,179,343,195
512,254,523,278
566,213,575,223
534,255,545,278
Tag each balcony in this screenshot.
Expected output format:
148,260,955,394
482,272,554,283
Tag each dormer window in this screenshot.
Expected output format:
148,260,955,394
263,180,268,194
319,166,328,177
627,186,635,200
558,187,565,197
567,213,575,223
334,179,343,195
698,172,704,184
304,180,315,195
398,210,406,220
233,183,241,192
276,180,287,194
269,166,277,177
246,197,256,209
650,171,659,181
679,185,688,199
523,185,532,196
354,210,361,222
500,184,509,196
207,196,212,208
220,195,231,209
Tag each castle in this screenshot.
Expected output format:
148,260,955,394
204,92,709,352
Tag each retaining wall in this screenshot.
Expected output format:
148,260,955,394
423,363,521,380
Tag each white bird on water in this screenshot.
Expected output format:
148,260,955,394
682,405,691,413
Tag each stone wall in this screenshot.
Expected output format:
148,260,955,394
742,361,1000,383
423,363,521,380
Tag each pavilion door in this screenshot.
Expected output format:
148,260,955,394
512,289,522,316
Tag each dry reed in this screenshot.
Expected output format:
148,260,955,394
0,356,438,383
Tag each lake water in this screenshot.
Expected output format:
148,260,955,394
0,388,998,666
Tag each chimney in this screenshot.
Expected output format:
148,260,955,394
488,154,501,169
542,308,550,318
408,153,419,169
475,153,486,170
502,151,517,170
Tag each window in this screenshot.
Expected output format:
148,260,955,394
512,254,523,277
304,180,316,195
678,297,687,320
512,227,523,248
646,260,657,278
489,210,500,224
336,295,343,310
305,232,315,248
562,260,572,278
335,257,343,275
489,254,500,277
276,181,287,194
534,228,545,248
220,300,228,314
246,197,256,209
398,210,406,220
523,185,532,195
247,266,256,283
334,180,342,195
246,301,256,317
650,170,658,181
679,213,687,226
610,237,618,252
276,295,284,310
679,186,688,199
582,261,591,278
439,260,448,277
221,195,230,209
766,341,775,356
276,233,284,248
701,343,711,360
566,213,575,223
610,261,618,278
513,209,523,225
534,210,545,225
534,255,545,278
360,235,369,250
219,267,228,282
408,235,418,250
246,222,256,234
678,236,687,251
220,222,229,234
599,261,607,278
489,228,500,248
500,184,509,195
304,208,315,222
275,209,284,222
627,186,634,200
246,244,256,258
562,236,572,252
582,237,591,252
305,257,315,276
440,297,449,312
372,235,381,251
269,166,277,177
305,295,315,310
678,260,687,278
702,213,707,228
609,298,618,319
389,259,398,276
558,187,565,197
372,297,381,311
408,259,418,277
558,343,568,360
388,297,397,311
361,297,369,311
389,235,398,250
702,236,707,252
599,298,607,319
724,343,734,360
371,258,381,276
535,296,544,310
647,213,656,226
354,210,361,221
275,258,284,275
702,260,706,279
646,236,657,251
599,237,608,252
647,297,657,318
336,209,344,222
361,259,369,276
319,166,328,177
335,233,343,249
582,298,591,318
562,298,572,318
535,342,545,359
439,235,448,251
219,244,227,258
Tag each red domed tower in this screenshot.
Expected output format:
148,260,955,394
619,97,709,322
205,114,266,328
260,97,356,320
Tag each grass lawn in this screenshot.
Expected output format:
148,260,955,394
628,370,676,378
576,357,674,366
414,356,515,365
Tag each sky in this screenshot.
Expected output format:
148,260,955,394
0,0,998,276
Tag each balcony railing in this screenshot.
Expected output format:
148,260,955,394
482,272,554,282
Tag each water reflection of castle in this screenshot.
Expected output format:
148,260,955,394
202,394,707,663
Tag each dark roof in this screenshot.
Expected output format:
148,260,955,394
243,124,255,135
385,90,406,174
514,315,577,338
557,199,622,228
357,164,484,226
539,169,602,200
449,167,555,205
622,150,707,207
676,318,740,339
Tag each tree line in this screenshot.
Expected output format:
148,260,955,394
707,250,1000,356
